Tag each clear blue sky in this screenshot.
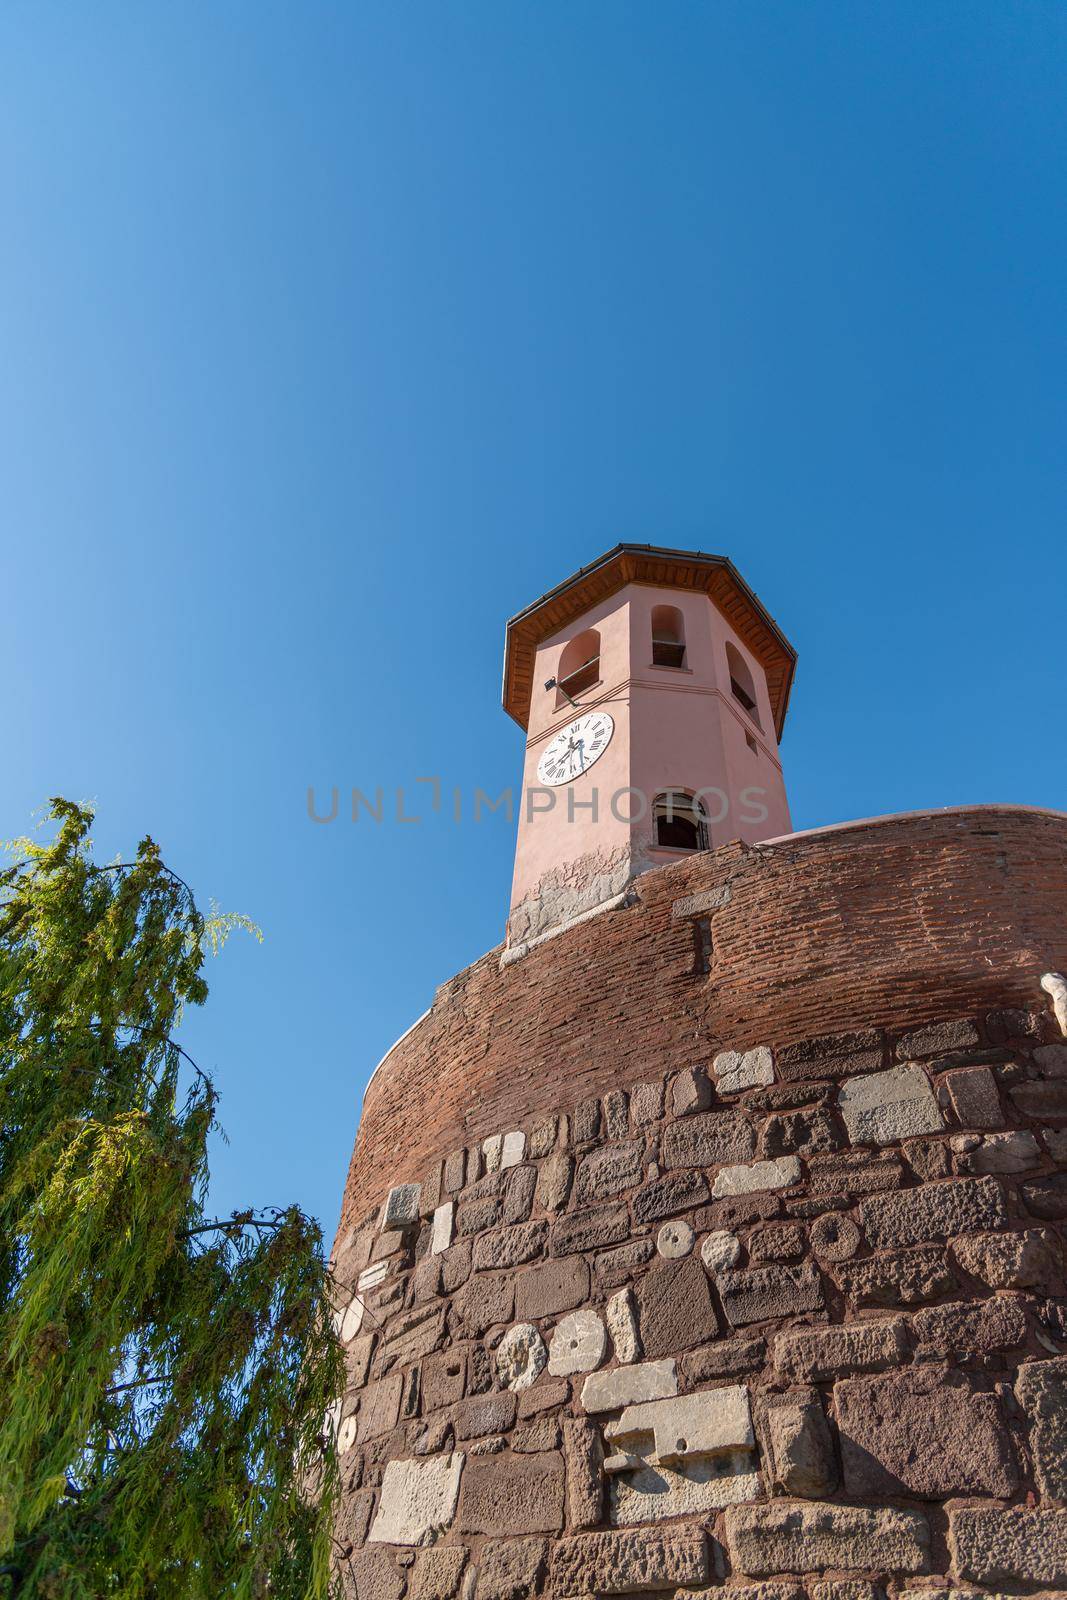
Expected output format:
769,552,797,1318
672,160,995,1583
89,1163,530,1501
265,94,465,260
3,3,1065,1239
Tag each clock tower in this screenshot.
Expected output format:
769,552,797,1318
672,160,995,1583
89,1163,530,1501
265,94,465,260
501,544,796,953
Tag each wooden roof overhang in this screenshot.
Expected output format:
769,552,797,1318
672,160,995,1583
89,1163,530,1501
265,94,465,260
502,543,798,736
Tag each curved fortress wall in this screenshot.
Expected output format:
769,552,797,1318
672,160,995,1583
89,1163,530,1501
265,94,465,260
332,807,1067,1597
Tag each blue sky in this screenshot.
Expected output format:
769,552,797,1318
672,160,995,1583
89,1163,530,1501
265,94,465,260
3,2,1065,1239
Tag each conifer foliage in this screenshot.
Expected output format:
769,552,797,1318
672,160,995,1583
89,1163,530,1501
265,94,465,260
0,800,343,1598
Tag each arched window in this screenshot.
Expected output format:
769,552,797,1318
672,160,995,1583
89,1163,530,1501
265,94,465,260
555,628,601,706
651,604,686,669
725,642,762,729
653,791,709,851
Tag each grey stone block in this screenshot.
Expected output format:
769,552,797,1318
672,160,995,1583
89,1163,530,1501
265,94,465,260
838,1064,943,1145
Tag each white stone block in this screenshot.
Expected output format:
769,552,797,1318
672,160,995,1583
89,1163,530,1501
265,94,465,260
501,1130,526,1169
482,1133,504,1172
548,1309,608,1376
609,1454,761,1525
711,1156,801,1198
337,1412,358,1454
701,1230,742,1274
605,1385,754,1464
713,1046,775,1094
339,1292,364,1343
368,1452,465,1546
357,1261,389,1292
606,1287,641,1364
838,1064,943,1146
581,1360,678,1413
1042,972,1067,1037
430,1201,454,1255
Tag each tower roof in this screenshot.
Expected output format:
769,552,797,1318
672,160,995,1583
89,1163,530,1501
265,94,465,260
502,543,798,735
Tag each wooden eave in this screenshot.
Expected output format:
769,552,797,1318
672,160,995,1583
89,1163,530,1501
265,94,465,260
502,543,797,737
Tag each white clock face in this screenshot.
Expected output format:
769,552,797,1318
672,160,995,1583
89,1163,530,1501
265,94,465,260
536,712,615,787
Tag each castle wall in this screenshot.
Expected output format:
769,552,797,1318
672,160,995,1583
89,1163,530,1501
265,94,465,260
332,805,1067,1598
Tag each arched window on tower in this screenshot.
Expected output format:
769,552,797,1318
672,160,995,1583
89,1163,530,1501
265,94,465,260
555,627,601,707
653,790,709,851
651,604,686,668
725,642,762,729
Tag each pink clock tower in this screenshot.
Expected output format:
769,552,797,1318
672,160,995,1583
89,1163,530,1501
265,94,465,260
501,544,796,954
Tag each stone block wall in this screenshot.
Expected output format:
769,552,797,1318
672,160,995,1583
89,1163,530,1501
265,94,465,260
331,808,1067,1598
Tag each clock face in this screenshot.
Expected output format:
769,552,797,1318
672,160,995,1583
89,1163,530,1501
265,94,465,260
536,711,615,787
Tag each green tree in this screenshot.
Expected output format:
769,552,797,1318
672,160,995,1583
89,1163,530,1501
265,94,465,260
0,799,343,1598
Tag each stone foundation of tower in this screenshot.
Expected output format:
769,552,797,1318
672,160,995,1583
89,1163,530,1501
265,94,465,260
331,805,1067,1598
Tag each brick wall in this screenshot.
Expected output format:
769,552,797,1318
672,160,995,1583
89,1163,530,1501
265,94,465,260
329,806,1067,1596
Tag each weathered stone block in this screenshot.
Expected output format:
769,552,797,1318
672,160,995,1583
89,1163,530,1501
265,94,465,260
501,1130,526,1168
512,1416,561,1453
572,1096,601,1143
443,1149,466,1196
606,1287,641,1363
548,1309,607,1377
383,1304,446,1368
749,1223,805,1262
662,1110,756,1169
838,1064,943,1145
835,1367,1017,1498
495,1323,547,1393
630,1079,664,1128
368,1452,465,1545
516,1376,569,1417
952,1129,1040,1173
528,1118,556,1159
1013,1080,1067,1118
1016,1356,1067,1501
760,1107,840,1159
381,1183,422,1231
575,1141,645,1203
902,1137,951,1181
430,1202,454,1255
456,1196,502,1237
765,1395,837,1498
343,1549,406,1600
712,1156,801,1198
422,1348,467,1412
474,1538,546,1600
472,1220,547,1272
548,1527,709,1592
453,1391,517,1441
550,1203,629,1256
335,1485,376,1553
718,1263,824,1327
561,1417,603,1529
608,1454,761,1524
535,1151,572,1212
581,1361,678,1413
942,1064,1005,1129
514,1255,589,1321
632,1170,709,1224
671,1066,712,1117
1023,1173,1067,1218
456,1452,565,1536
452,1272,513,1336
777,1027,884,1082
949,1506,1067,1586
407,1546,468,1600
832,1244,955,1307
859,1175,1007,1249
725,1500,930,1577
951,1226,1063,1292
685,1335,765,1381
594,1237,656,1287
603,1091,630,1140
896,1018,979,1058
807,1150,903,1198
606,1384,753,1463
637,1255,721,1355
441,1239,472,1293
713,1046,775,1094
356,1372,404,1443
912,1295,1027,1354
774,1318,909,1381
700,1228,742,1273
503,1165,538,1223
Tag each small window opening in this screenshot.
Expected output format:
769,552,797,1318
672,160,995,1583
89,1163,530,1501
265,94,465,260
653,790,709,851
745,732,758,755
651,604,686,669
555,627,601,706
693,916,713,975
725,642,762,729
